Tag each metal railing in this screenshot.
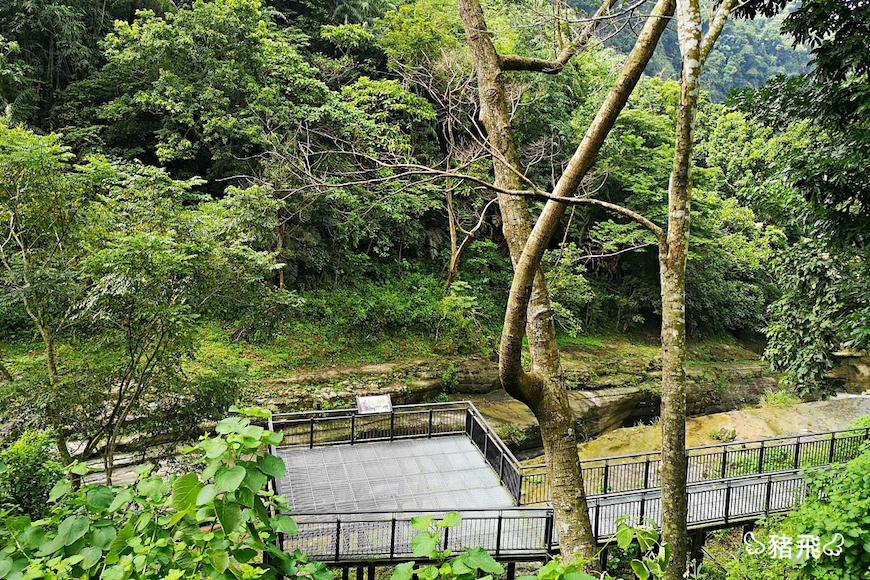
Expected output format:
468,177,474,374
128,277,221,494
271,402,527,504
282,470,811,562
520,426,870,503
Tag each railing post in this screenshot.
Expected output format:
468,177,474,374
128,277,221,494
828,432,836,464
499,452,505,480
594,500,600,540
544,510,554,552
390,412,395,441
310,417,315,449
390,517,396,559
443,527,450,552
720,447,727,479
335,520,341,561
643,456,650,489
639,492,646,523
495,514,503,557
764,475,772,514
794,437,801,469
603,460,610,493
724,481,732,524
758,441,765,474
429,409,434,438
351,414,356,445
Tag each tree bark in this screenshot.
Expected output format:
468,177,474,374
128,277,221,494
660,0,734,576
455,0,675,564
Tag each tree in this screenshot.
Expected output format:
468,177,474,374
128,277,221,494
730,0,870,394
0,124,285,483
452,0,737,574
454,0,674,564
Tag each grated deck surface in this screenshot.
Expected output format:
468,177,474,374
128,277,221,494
274,436,515,513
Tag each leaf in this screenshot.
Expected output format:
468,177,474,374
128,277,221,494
391,561,414,580
411,531,438,557
19,526,44,549
262,431,284,446
69,461,90,476
410,515,433,532
87,487,114,511
57,515,90,546
463,547,503,574
91,526,117,550
243,466,267,492
215,465,246,493
197,484,217,506
172,473,202,511
630,560,650,580
616,523,634,550
257,454,286,478
199,438,228,459
80,546,103,569
209,550,230,574
214,498,242,534
49,479,71,502
101,564,125,580
108,489,133,513
272,515,298,536
0,558,11,578
439,512,462,529
418,565,438,580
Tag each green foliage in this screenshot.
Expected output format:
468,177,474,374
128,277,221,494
392,513,506,580
0,406,327,580
0,430,63,519
727,446,870,580
759,390,800,408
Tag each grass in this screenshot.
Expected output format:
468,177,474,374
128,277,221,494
759,389,801,408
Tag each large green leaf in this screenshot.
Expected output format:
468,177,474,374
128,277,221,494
411,531,438,557
58,515,90,546
80,546,103,570
172,473,203,511
214,498,242,534
197,484,217,506
108,489,133,513
439,512,461,529
215,466,246,493
391,561,414,580
271,515,298,536
87,487,113,511
463,547,503,574
257,454,286,478
49,480,71,502
630,560,650,580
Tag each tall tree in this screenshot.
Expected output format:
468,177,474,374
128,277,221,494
455,0,675,563
658,0,736,575
454,0,737,573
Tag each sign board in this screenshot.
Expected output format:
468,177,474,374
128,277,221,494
356,394,393,415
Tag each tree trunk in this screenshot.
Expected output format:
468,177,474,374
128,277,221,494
454,0,596,563
660,0,702,575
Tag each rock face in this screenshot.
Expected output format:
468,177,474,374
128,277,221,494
830,351,870,394
255,341,781,452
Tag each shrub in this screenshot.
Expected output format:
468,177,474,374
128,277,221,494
0,430,63,519
0,406,328,580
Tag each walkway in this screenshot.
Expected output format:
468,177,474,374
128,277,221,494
268,402,867,563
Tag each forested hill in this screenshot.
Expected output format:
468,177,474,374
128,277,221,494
571,0,809,101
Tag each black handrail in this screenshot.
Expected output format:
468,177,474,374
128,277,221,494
518,425,869,503
282,470,811,562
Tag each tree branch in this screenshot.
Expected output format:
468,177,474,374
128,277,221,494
699,0,738,66
499,0,621,73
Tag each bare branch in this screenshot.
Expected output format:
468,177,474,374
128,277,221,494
499,0,622,73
